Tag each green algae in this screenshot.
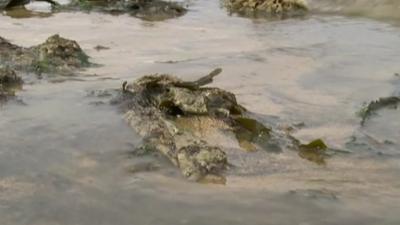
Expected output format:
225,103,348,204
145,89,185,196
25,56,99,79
233,117,280,152
298,139,328,165
0,34,91,76
358,96,400,126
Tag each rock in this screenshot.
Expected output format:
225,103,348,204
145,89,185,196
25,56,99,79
177,143,227,180
112,69,340,181
117,69,296,181
0,34,91,75
32,34,90,73
0,0,11,9
0,66,22,102
0,67,22,85
64,0,187,21
298,139,328,165
1,0,57,9
224,0,308,18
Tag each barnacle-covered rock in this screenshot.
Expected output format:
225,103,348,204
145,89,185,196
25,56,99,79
31,34,90,74
113,68,340,182
177,144,227,180
119,69,290,181
224,0,308,18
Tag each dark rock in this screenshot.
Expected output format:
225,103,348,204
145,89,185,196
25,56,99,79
0,34,91,75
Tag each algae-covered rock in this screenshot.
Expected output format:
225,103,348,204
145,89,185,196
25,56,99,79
64,0,187,21
234,117,276,152
0,0,11,9
0,67,22,85
0,66,22,102
298,139,328,165
177,144,227,180
116,69,338,181
224,0,308,18
127,68,246,117
31,34,90,74
0,34,91,75
119,69,283,181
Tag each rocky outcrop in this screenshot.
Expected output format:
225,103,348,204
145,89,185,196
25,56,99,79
0,34,90,75
224,0,308,18
63,0,187,21
117,69,297,181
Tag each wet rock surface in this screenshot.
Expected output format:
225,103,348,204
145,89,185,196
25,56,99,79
224,0,307,18
0,66,22,102
0,0,11,8
0,66,22,85
1,0,56,10
119,69,237,181
114,69,332,181
0,34,90,75
62,0,187,21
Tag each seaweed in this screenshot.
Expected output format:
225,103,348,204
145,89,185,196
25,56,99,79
358,96,400,126
233,117,280,152
298,139,328,165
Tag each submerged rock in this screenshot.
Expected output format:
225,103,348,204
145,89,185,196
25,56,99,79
0,0,57,9
119,69,274,180
0,66,22,102
32,34,90,73
0,67,22,85
115,69,330,181
0,34,90,75
63,0,187,21
224,0,308,18
298,139,328,165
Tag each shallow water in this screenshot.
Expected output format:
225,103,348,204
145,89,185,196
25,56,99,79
308,0,400,22
1,0,400,224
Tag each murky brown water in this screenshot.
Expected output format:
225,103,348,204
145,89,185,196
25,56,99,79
1,0,400,224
